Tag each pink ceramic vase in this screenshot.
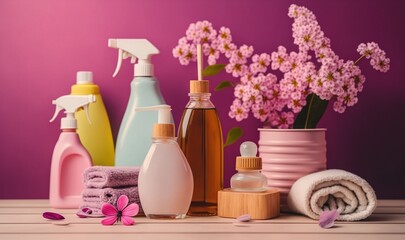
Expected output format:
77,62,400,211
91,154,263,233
258,128,327,211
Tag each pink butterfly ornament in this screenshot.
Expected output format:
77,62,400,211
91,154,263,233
101,195,139,226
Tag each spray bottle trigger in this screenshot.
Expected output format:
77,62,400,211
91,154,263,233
50,105,63,122
112,48,124,77
83,105,92,125
122,50,136,64
130,56,136,64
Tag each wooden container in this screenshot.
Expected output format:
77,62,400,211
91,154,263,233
217,188,280,220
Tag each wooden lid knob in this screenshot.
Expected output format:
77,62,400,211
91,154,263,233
190,80,209,93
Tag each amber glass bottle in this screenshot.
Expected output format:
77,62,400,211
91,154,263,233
177,80,223,216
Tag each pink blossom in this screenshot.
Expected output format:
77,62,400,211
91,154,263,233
370,53,390,72
288,4,300,18
250,74,269,95
218,27,232,43
288,4,316,20
269,111,295,129
101,195,139,226
240,70,254,84
203,40,221,65
217,27,236,57
293,23,323,52
251,102,268,122
229,45,254,64
172,39,197,65
225,62,249,78
186,20,217,44
271,46,291,72
250,53,271,74
357,42,379,59
234,83,245,99
242,89,263,109
289,51,309,70
229,99,249,121
357,42,390,72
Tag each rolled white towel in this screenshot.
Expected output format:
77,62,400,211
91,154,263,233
287,169,377,221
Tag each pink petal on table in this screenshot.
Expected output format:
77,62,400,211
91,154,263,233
101,203,118,216
76,208,94,218
76,211,87,218
81,207,92,214
122,203,139,217
43,212,65,220
101,215,117,226
319,209,339,229
121,216,135,226
236,214,251,222
117,195,129,211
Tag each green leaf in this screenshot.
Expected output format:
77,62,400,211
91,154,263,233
215,81,234,91
202,64,226,77
224,127,243,147
293,93,329,129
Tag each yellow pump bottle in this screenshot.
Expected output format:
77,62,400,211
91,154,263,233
71,71,115,166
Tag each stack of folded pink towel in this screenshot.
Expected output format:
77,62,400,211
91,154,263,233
81,166,142,215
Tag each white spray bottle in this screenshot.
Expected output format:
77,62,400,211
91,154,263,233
49,95,95,208
137,105,193,219
108,39,173,167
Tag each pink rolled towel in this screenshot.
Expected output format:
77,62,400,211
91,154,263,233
81,186,143,215
83,166,140,188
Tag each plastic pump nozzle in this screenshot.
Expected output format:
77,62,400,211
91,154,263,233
50,95,96,129
108,39,159,77
135,105,174,138
136,104,171,124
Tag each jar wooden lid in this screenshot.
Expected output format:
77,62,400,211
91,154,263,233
236,157,262,170
190,80,209,93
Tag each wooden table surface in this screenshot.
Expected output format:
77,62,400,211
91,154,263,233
0,199,404,240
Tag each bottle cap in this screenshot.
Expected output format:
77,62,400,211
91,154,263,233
236,141,262,170
153,123,175,138
236,156,262,170
190,80,209,93
76,71,93,84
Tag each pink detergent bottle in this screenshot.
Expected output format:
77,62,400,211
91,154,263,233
49,95,95,208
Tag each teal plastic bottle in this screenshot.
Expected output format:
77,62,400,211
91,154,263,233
108,39,173,167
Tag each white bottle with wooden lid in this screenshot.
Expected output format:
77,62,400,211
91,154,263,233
137,105,194,219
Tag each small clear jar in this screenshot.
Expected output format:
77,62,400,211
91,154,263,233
231,169,268,192
230,141,267,192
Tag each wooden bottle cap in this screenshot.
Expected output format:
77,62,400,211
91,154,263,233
152,124,175,138
190,80,209,93
236,157,262,170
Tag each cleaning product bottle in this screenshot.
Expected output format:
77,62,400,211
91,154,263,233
49,95,95,208
230,141,268,192
71,71,115,166
108,38,173,167
137,105,193,219
177,45,224,216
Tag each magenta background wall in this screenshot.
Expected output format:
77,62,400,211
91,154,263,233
1,0,404,199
